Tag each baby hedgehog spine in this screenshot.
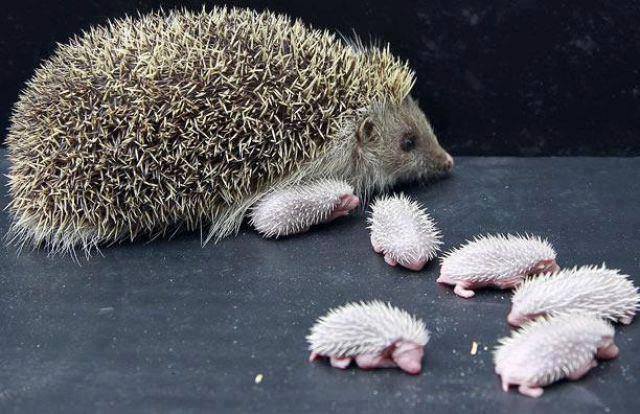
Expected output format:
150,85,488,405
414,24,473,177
250,179,359,238
307,300,430,374
509,264,640,326
494,313,618,398
368,193,442,271
438,233,558,298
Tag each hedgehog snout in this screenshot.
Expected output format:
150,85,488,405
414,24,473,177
442,153,454,172
529,259,559,276
431,151,454,174
597,340,619,360
391,341,424,375
507,310,528,327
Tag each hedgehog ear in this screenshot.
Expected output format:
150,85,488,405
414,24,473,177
357,117,375,146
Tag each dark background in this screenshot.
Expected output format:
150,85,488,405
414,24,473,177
1,0,639,155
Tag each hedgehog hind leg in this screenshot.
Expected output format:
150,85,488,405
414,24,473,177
518,384,544,398
453,284,476,299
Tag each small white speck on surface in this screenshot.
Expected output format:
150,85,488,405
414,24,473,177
470,341,478,355
254,374,264,384
98,307,114,315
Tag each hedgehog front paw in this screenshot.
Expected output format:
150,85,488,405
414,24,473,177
518,385,544,398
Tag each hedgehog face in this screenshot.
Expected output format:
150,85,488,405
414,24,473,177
527,259,560,276
391,341,424,375
507,308,542,327
359,97,453,187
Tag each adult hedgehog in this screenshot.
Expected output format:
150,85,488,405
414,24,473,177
6,7,453,256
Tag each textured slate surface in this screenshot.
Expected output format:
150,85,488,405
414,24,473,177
2,0,640,155
1,152,639,413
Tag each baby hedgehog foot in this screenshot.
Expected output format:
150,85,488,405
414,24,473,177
250,179,359,238
307,301,430,375
439,233,557,298
368,194,441,272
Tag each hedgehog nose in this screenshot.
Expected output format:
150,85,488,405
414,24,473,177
507,312,522,327
443,153,454,171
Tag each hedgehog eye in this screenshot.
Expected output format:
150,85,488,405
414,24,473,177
400,135,416,152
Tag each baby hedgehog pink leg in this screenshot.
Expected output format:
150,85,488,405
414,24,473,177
329,356,352,369
368,194,441,272
250,179,359,238
307,301,430,375
453,283,476,299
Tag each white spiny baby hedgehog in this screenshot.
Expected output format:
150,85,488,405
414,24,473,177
508,264,640,326
5,7,453,257
250,179,360,238
368,193,442,271
494,313,618,398
438,234,558,298
307,300,430,374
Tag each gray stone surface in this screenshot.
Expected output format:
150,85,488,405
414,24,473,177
1,152,639,413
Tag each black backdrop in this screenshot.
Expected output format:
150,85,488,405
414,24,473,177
2,0,639,155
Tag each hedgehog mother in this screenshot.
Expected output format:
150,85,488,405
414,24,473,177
6,7,453,254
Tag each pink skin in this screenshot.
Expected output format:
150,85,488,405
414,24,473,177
309,341,425,375
499,339,618,398
620,315,634,325
371,240,428,272
327,194,360,222
597,341,619,360
507,311,543,327
438,259,559,299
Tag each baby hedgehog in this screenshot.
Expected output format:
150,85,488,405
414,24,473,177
307,300,430,374
5,7,453,255
509,264,640,326
368,194,441,271
438,234,558,298
494,313,618,398
250,179,359,238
